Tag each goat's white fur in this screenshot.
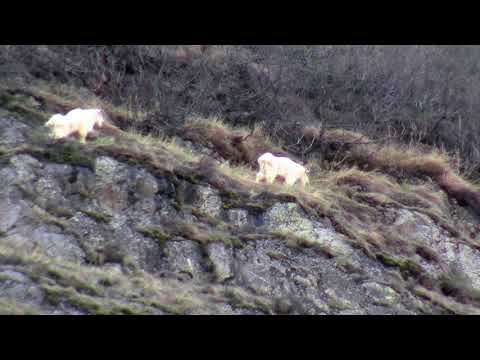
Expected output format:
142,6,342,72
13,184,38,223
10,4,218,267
44,108,107,143
256,152,309,187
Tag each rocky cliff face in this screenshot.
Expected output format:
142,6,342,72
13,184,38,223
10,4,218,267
2,94,480,315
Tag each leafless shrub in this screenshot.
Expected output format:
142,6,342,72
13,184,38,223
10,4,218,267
3,45,480,178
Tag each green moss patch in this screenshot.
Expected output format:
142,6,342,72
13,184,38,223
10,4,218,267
80,210,112,224
375,252,423,279
136,226,171,247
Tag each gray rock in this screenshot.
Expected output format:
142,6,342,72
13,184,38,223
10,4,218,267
0,197,25,233
128,168,160,216
9,154,42,183
93,156,130,214
0,270,44,305
33,172,70,209
3,225,85,264
163,240,205,280
0,117,29,148
206,242,234,282
156,176,176,196
391,209,480,289
230,234,412,314
362,282,399,306
130,168,158,198
191,185,223,219
69,211,164,273
263,202,353,256
0,186,85,263
132,198,157,216
155,197,178,219
0,167,20,191
65,167,97,200
226,209,249,227
324,288,354,311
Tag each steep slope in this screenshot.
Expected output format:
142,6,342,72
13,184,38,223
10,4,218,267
1,84,480,315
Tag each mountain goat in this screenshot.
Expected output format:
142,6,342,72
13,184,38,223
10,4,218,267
45,108,119,143
256,152,309,187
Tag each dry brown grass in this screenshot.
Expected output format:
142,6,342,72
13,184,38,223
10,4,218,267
413,285,480,315
29,81,148,123
0,80,145,134
180,116,288,169
325,168,444,213
295,125,480,217
125,132,201,164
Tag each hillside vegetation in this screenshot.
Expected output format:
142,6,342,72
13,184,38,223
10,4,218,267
3,45,480,175
1,45,480,314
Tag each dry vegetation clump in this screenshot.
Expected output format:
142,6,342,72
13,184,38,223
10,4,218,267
288,125,480,218
178,116,290,169
413,285,480,315
327,168,448,213
0,81,137,134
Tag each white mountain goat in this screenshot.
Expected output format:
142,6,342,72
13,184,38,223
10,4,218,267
256,152,309,187
45,108,118,143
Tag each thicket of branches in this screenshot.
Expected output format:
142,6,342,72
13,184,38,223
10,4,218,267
2,45,480,177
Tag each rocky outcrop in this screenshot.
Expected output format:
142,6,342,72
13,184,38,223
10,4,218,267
1,113,480,315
